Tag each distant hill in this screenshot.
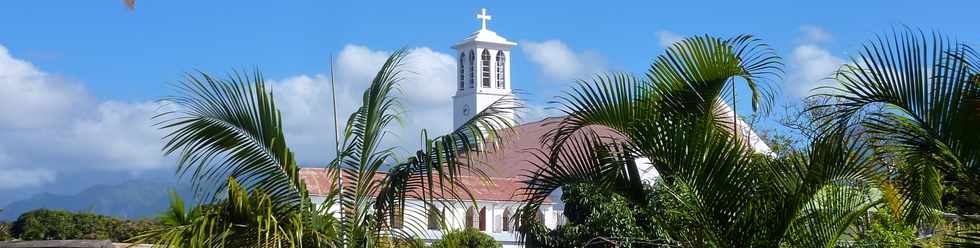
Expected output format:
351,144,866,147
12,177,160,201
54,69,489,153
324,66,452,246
0,180,190,221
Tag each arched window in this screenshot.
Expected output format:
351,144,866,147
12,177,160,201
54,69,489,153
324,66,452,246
479,207,487,231
427,206,441,230
502,208,512,232
496,51,505,89
458,53,465,90
465,207,476,229
468,50,475,88
481,50,491,88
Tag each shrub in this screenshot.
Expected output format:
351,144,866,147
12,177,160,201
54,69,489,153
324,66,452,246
10,208,160,241
430,228,500,248
527,183,658,247
0,209,8,241
0,222,10,241
376,236,425,248
853,207,917,248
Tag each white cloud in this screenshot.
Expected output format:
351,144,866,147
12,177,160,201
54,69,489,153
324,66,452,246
267,74,336,166
799,25,833,44
334,45,390,85
0,44,168,189
656,30,684,48
789,45,845,97
0,45,91,129
787,26,845,97
0,167,55,189
270,45,458,165
522,40,606,83
66,101,166,170
0,43,461,189
0,149,49,189
400,47,457,106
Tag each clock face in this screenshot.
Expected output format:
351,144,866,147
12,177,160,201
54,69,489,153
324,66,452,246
462,104,470,116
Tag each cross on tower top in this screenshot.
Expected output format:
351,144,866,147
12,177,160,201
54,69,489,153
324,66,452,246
476,8,492,30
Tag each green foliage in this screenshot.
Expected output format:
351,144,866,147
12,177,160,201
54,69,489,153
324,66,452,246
563,183,648,237
9,208,159,242
518,34,882,247
816,29,980,225
527,183,657,247
941,176,980,215
853,207,917,248
0,180,193,221
0,222,10,241
141,68,331,248
815,29,980,245
141,49,516,247
375,236,425,248
132,178,337,247
0,209,8,241
430,228,501,248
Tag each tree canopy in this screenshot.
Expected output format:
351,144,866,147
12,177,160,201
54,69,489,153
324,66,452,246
9,209,158,242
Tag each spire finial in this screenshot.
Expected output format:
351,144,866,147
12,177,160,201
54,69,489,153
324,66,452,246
476,8,492,30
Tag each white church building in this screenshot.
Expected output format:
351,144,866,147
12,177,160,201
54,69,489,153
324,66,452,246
302,8,771,247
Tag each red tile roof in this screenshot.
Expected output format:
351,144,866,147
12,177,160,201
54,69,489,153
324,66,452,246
299,117,598,203
468,117,624,178
299,112,766,204
299,167,545,203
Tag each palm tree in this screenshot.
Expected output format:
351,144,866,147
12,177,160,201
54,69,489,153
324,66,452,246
137,50,518,247
814,29,980,245
516,35,883,247
327,50,517,246
131,68,333,247
134,179,331,248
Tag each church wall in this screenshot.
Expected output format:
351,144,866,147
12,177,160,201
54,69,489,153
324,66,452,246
308,196,562,246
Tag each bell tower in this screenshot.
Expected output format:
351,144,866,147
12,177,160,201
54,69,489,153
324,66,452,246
452,8,517,130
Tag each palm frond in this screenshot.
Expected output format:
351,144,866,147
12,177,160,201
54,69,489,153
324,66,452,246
514,127,634,244
774,130,881,247
375,95,522,243
156,70,306,213
329,49,408,246
545,35,781,172
946,226,980,248
327,49,523,245
517,33,888,247
630,113,760,247
647,34,781,116
133,178,319,248
815,29,980,226
545,73,647,153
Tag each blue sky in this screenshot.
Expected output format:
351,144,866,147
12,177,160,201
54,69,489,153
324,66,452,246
1,0,978,205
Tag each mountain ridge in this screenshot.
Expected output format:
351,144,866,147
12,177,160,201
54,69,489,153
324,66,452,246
0,180,190,221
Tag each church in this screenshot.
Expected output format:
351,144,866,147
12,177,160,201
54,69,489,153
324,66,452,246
301,8,770,247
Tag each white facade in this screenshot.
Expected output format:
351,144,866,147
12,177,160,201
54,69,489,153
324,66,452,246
309,196,564,248
452,8,517,130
